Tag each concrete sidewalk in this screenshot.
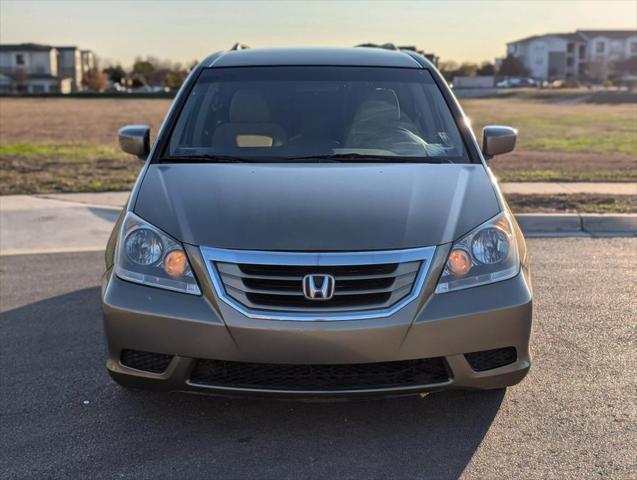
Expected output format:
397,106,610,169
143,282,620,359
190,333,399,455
500,182,636,195
1,194,120,255
11,192,128,210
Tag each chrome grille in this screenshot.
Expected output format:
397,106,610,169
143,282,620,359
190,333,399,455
200,246,436,321
216,261,421,311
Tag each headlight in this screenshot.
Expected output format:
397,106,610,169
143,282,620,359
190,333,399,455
125,228,162,265
435,212,519,293
115,212,201,295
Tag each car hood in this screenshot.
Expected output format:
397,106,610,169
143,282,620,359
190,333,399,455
134,163,500,251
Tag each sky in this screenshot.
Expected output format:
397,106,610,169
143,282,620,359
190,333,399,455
1,0,635,67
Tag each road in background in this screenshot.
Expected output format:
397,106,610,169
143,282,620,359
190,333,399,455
1,238,635,479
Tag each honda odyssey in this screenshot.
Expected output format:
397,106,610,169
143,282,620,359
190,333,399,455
102,47,532,397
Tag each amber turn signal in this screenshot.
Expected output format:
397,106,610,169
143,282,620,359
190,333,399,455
448,249,471,277
164,250,188,278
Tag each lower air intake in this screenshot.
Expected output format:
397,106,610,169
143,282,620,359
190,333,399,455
120,349,173,374
189,357,450,391
465,347,517,372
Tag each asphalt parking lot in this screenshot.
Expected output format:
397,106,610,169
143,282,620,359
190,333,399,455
1,238,635,479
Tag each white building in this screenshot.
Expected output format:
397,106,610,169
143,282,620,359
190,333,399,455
57,46,84,91
0,43,95,94
81,50,95,74
506,30,637,81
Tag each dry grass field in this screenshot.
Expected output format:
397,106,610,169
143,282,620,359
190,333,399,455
462,97,637,182
0,98,170,144
0,98,170,193
1,95,636,210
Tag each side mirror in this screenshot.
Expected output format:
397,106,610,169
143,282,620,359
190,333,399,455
482,125,517,159
118,125,150,159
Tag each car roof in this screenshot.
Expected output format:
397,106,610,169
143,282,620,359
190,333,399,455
204,47,427,69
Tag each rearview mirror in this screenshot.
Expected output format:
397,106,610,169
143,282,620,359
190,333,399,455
482,126,517,159
118,125,150,159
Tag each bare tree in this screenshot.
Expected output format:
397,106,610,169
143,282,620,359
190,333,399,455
498,54,529,77
438,61,459,81
477,61,496,76
82,67,108,91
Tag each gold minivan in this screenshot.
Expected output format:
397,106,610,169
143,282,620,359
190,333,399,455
102,46,532,398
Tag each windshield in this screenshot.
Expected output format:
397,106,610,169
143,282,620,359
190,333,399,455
166,66,469,163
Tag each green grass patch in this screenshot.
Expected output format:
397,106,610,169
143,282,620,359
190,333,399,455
0,143,126,161
523,134,636,155
481,115,636,155
463,99,637,156
0,143,139,194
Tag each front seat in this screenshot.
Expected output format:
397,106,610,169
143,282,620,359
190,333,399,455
345,88,418,152
212,89,286,148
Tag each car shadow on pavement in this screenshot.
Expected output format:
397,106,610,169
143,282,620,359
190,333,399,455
87,206,121,223
2,287,505,479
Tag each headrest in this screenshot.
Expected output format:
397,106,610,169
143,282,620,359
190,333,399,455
229,89,271,123
352,88,401,124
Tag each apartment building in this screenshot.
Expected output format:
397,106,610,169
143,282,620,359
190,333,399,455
0,43,95,93
506,30,637,81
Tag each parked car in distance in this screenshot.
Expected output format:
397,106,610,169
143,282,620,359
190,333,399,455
496,77,538,88
103,47,532,399
132,84,171,93
105,82,128,93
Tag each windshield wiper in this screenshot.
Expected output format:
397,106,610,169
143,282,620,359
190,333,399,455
160,155,253,163
283,153,451,163
161,153,453,164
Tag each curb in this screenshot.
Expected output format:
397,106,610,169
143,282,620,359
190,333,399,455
515,213,637,237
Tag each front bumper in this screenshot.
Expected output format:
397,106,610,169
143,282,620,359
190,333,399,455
102,247,532,397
